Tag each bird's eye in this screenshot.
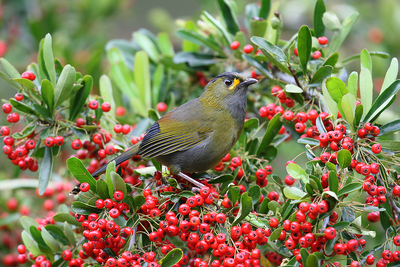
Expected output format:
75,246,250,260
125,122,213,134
224,79,233,86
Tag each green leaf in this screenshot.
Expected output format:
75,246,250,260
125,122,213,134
337,149,351,169
99,75,115,117
134,51,152,113
71,202,102,215
354,104,363,128
285,84,303,93
66,157,97,194
381,58,398,94
244,118,259,132
325,77,349,104
363,80,400,122
54,64,76,108
323,11,341,31
53,212,82,226
322,190,338,201
360,49,372,73
96,180,110,199
283,187,307,200
306,254,320,267
0,58,20,78
38,147,53,196
359,68,373,119
261,146,278,162
320,83,338,121
257,113,283,156
338,183,362,197
152,65,164,107
158,248,183,267
12,123,36,140
29,226,49,248
232,192,252,226
208,174,234,184
309,66,333,86
342,51,389,65
157,32,174,56
328,171,338,193
270,227,283,242
216,0,240,36
12,78,35,90
45,225,70,246
327,12,359,55
323,52,339,68
249,18,268,38
0,70,21,89
41,79,54,113
176,30,223,55
21,230,41,256
259,0,271,19
64,222,76,246
111,172,127,201
298,25,312,74
347,71,358,98
173,51,220,67
298,137,320,146
33,104,53,121
41,227,61,252
268,201,280,213
379,140,400,151
340,93,356,126
9,98,38,116
249,185,261,206
315,116,326,134
313,0,326,37
242,54,273,79
20,216,39,235
259,198,270,214
202,13,233,45
133,31,160,62
0,213,21,226
227,186,240,206
43,34,56,86
69,75,93,121
332,221,350,230
133,195,146,212
286,163,309,183
379,119,400,136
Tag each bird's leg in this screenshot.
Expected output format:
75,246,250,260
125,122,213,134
178,172,204,189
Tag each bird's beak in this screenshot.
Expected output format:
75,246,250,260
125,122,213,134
241,78,258,86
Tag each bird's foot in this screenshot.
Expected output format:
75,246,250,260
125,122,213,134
178,172,204,189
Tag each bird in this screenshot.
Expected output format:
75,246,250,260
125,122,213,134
80,72,257,190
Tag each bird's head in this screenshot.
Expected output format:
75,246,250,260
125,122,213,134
201,72,258,101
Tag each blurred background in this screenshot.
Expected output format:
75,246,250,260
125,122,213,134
0,0,400,264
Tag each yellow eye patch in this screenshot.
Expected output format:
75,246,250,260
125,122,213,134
228,78,241,90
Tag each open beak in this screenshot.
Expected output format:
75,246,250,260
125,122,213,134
241,78,258,86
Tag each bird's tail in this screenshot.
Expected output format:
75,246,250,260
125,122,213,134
92,142,141,177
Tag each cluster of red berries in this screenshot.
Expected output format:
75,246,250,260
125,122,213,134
88,100,112,112
213,153,244,179
254,165,273,187
2,135,39,171
293,36,328,59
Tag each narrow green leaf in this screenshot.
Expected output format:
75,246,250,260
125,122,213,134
232,192,252,226
306,254,320,267
53,213,82,226
251,36,287,62
227,186,240,206
332,221,350,230
41,79,54,113
323,52,339,68
259,0,271,19
152,65,165,107
323,11,341,31
133,31,160,62
182,21,200,52
342,51,389,65
381,58,399,94
96,180,110,199
249,185,261,206
328,171,338,193
0,58,20,78
354,104,363,128
316,116,327,133
242,54,273,79
268,201,281,213
256,113,283,156
298,25,312,74
99,75,115,117
347,71,358,98
379,140,400,151
45,225,70,246
71,202,102,215
285,84,303,93
216,0,239,35
21,230,41,256
359,68,373,118
66,157,97,194
134,51,152,112
325,77,349,104
30,226,49,248
176,29,224,54
20,216,39,235
0,71,21,89
43,34,56,86
363,80,400,122
12,124,37,140
249,18,268,38
338,183,362,197
158,248,183,267
259,198,270,214
41,227,61,252
69,75,93,121
337,149,352,169
313,0,326,37
38,147,53,196
12,78,35,90
54,65,76,107
106,161,116,197
321,80,338,121
64,222,76,246
379,119,400,136
298,138,320,146
157,32,174,56
270,227,283,242
286,163,309,183
283,187,307,200
340,93,356,126
9,98,38,116
208,174,234,184
360,49,372,73
327,12,359,55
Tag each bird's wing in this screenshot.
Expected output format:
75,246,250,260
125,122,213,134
139,100,214,158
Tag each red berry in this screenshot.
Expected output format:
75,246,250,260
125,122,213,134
80,182,90,192
317,36,328,45
114,190,124,201
366,255,375,265
101,102,111,112
230,41,240,50
312,51,321,59
15,93,23,101
122,124,131,135
21,71,36,81
295,122,306,133
284,175,295,185
324,227,336,240
44,137,54,147
116,106,126,116
2,103,12,113
243,44,254,54
371,143,382,154
71,139,82,150
294,47,298,56
0,126,10,136
367,211,380,223
88,100,98,110
156,102,168,112
269,217,279,228
7,112,19,123
230,157,242,168
54,136,64,146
